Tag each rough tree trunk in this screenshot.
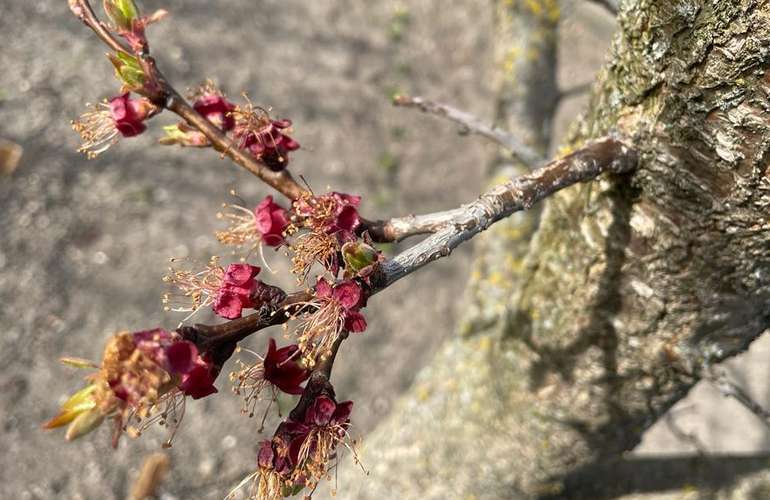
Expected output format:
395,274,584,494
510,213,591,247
339,1,770,499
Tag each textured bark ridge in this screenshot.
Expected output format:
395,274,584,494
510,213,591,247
339,1,770,499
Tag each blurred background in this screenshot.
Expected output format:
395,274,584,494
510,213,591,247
1,1,769,498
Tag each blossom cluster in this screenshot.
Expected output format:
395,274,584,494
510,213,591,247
58,1,389,498
249,394,355,499
44,329,217,444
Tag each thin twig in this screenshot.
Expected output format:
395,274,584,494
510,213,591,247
707,368,770,429
182,138,636,377
177,290,312,351
165,95,306,200
393,94,544,168
70,0,130,54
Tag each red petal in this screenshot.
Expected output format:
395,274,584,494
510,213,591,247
108,93,131,121
332,192,361,208
223,263,259,286
265,338,278,361
306,396,336,426
336,205,361,233
334,281,361,309
179,364,217,399
332,400,353,423
212,289,244,319
315,278,333,298
272,119,292,129
257,440,275,469
165,340,198,375
344,311,367,333
115,121,146,138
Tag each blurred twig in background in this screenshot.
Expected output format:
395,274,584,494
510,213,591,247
0,138,22,176
128,452,170,500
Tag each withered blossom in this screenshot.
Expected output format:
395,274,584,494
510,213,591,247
44,328,217,445
232,102,300,171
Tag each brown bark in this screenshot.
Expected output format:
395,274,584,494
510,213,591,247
338,1,770,498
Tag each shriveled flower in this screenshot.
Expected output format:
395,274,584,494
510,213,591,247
231,339,310,422
296,278,367,366
164,260,271,320
234,424,307,500
44,328,217,445
71,93,156,158
287,192,363,280
231,394,358,500
217,195,289,249
231,395,356,500
294,395,355,488
289,230,340,282
294,191,361,243
232,102,300,171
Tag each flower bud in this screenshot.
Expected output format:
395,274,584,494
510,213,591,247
43,384,98,430
159,124,209,147
341,241,380,273
65,407,105,441
108,52,145,92
103,0,139,31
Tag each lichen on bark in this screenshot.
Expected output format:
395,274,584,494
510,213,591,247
339,1,770,499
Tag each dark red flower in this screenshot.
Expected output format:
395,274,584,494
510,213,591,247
236,118,300,171
263,339,311,395
110,329,219,402
193,94,236,131
256,421,309,478
178,353,218,399
304,395,353,429
131,329,218,399
254,196,289,247
212,263,263,319
294,191,361,243
315,278,368,333
108,93,154,137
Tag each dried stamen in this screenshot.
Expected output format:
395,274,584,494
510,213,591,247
71,101,120,159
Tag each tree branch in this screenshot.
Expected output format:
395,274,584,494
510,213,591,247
374,137,637,290
164,95,307,200
179,137,637,375
177,290,312,351
393,94,544,168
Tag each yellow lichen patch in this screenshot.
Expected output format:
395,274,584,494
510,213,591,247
415,384,432,402
477,336,493,353
500,46,522,78
503,0,560,23
487,271,505,287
